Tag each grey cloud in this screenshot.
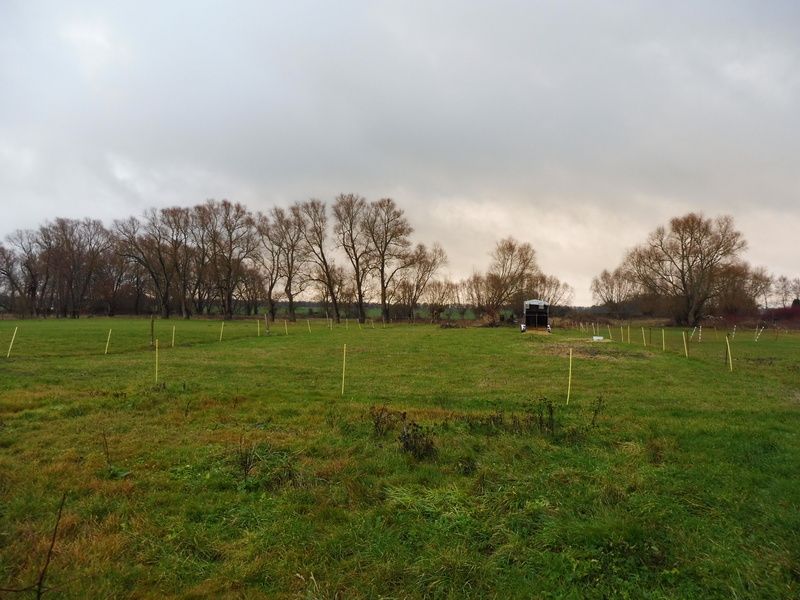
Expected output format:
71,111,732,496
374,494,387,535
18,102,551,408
1,0,799,303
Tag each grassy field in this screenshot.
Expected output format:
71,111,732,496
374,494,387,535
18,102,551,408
1,318,799,598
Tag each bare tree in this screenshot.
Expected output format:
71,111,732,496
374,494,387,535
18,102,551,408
590,267,636,315
236,265,264,315
712,262,773,317
207,200,258,320
422,278,456,321
188,203,217,315
160,207,194,318
62,219,113,317
93,236,130,316
4,229,53,316
336,271,357,319
394,243,447,319
529,273,574,307
774,275,792,308
745,266,773,312
254,212,283,321
452,278,471,321
0,244,22,312
755,269,774,310
271,206,309,321
471,238,539,322
364,198,413,321
296,199,341,322
22,218,112,318
791,277,800,304
463,273,488,319
127,260,148,315
332,193,373,323
115,211,175,318
625,213,746,325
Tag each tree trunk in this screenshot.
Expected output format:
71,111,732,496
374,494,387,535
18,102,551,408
286,291,295,321
223,289,234,321
180,293,189,319
355,284,366,323
380,274,389,322
329,288,341,324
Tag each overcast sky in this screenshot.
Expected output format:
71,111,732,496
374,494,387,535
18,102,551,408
1,1,798,304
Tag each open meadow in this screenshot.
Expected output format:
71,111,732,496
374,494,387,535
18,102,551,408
1,318,799,598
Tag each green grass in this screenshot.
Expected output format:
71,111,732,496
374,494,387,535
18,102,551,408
1,318,799,598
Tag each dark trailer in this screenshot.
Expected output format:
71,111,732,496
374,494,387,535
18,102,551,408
523,299,549,328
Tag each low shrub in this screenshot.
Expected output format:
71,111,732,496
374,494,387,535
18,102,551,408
398,421,437,460
369,404,406,437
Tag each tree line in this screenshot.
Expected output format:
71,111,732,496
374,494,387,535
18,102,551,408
590,212,798,325
0,196,573,322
